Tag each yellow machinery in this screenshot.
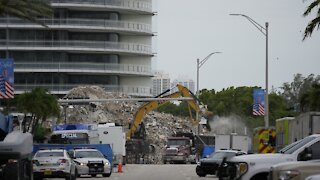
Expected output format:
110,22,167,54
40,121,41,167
125,84,213,163
126,84,211,140
252,127,276,153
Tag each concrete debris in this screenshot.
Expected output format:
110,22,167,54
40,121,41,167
63,86,198,164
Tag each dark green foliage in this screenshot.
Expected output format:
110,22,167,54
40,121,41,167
33,126,51,143
280,74,320,112
157,80,312,131
0,0,53,27
300,83,320,111
157,101,191,117
303,0,320,40
15,88,60,134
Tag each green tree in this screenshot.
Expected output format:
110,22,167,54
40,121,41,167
303,0,320,40
15,88,60,134
268,92,296,125
300,83,320,111
280,74,320,112
200,86,255,117
0,0,53,26
157,102,180,115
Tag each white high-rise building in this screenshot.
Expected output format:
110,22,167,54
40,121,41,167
171,78,196,94
0,0,155,97
152,72,170,96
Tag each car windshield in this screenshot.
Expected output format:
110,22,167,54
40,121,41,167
209,151,235,159
36,151,64,157
280,136,316,154
75,150,104,158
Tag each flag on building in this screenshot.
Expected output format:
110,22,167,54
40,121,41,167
0,59,14,99
253,89,265,116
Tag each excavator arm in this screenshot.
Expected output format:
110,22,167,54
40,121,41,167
126,84,209,140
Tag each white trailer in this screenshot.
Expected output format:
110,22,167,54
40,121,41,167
98,123,126,165
215,134,251,153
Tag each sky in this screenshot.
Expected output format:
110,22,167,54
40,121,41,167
152,0,320,92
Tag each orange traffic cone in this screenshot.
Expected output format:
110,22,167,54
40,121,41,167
117,163,123,173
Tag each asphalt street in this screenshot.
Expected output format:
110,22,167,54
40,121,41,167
51,164,218,180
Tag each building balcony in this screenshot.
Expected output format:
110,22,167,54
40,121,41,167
50,0,153,14
0,18,152,35
14,62,153,76
0,40,152,56
14,84,152,97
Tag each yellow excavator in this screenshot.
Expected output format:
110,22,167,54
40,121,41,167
125,84,213,164
126,84,211,140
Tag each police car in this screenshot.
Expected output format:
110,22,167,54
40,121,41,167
32,148,77,180
69,148,112,177
196,149,247,177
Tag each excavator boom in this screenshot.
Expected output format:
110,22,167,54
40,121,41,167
126,84,207,140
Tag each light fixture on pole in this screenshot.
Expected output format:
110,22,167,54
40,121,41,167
230,13,269,128
196,52,221,134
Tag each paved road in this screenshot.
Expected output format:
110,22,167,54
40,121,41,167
51,164,218,180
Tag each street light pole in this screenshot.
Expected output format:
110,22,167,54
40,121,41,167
196,52,221,134
230,14,269,128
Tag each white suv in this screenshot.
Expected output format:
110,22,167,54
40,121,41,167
32,149,77,180
69,148,112,177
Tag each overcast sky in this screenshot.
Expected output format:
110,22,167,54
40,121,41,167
152,0,320,92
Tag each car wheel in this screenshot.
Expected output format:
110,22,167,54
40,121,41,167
91,174,97,177
196,167,206,177
34,176,43,180
103,173,112,177
65,173,72,180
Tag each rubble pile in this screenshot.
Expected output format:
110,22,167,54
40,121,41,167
63,86,196,164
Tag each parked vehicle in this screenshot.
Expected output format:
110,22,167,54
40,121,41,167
49,124,99,144
68,148,112,177
163,136,193,164
0,113,33,180
306,174,320,180
269,160,320,180
252,127,276,153
275,112,320,151
126,84,213,164
196,149,246,177
32,148,77,180
98,123,126,165
217,134,320,180
215,134,251,153
33,144,113,169
275,117,295,151
162,132,216,164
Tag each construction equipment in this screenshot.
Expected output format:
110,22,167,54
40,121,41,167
126,84,210,140
125,84,212,164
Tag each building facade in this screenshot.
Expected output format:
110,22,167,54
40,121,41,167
0,0,154,97
171,78,195,94
152,71,170,96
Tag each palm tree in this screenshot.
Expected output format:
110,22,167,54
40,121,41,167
0,0,53,26
15,88,60,134
303,0,320,40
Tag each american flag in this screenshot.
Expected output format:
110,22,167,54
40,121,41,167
0,75,14,99
253,103,265,116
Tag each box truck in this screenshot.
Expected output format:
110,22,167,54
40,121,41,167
98,123,126,165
